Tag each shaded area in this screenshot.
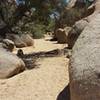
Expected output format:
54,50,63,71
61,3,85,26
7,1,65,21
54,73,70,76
17,49,65,59
17,49,65,69
17,48,71,69
57,84,70,100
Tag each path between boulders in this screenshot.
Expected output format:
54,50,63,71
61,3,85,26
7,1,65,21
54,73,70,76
0,38,69,100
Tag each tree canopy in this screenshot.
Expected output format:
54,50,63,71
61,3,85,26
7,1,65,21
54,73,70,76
0,0,69,38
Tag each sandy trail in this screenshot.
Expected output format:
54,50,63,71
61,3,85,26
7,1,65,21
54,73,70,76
13,36,68,54
0,38,69,100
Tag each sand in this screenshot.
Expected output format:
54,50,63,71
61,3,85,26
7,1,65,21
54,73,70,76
0,38,69,100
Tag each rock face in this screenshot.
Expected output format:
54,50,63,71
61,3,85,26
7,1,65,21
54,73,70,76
2,39,15,52
67,19,88,49
0,45,25,79
55,28,71,43
21,34,34,47
69,14,100,100
6,34,27,48
6,34,34,48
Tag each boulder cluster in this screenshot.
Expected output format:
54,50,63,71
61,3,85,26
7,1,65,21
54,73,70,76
51,0,100,99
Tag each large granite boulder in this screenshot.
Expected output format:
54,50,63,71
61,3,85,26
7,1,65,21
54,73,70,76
6,34,34,48
69,14,100,100
55,27,71,43
0,44,25,79
67,19,88,49
21,34,34,47
6,34,27,48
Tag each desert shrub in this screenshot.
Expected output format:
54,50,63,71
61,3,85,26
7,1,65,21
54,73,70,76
32,24,45,39
61,7,86,26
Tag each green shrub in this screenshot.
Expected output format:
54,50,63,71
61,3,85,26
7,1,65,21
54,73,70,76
60,7,87,26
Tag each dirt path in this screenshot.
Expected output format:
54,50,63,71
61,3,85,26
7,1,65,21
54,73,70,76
0,38,69,100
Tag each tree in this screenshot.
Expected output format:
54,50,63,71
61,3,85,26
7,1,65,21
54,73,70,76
0,0,67,38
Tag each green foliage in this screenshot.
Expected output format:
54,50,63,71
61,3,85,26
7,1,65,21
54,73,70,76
58,6,88,27
46,19,55,31
30,23,45,39
0,0,59,38
0,1,16,25
13,17,55,38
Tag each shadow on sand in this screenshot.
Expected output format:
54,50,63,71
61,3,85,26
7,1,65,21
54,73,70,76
56,84,70,100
